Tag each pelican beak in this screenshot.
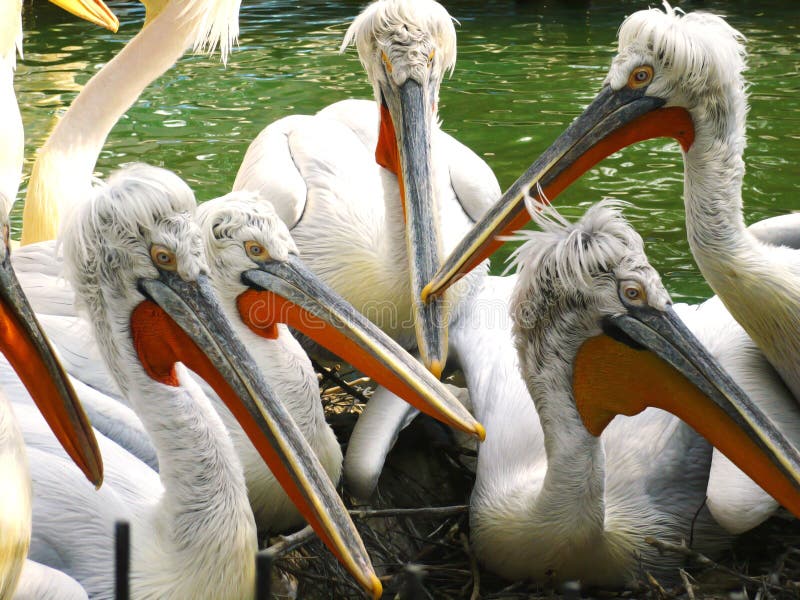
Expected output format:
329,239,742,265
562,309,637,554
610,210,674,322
47,0,119,32
0,239,102,487
573,304,800,519
423,85,694,298
238,256,484,441
134,272,381,599
377,80,448,376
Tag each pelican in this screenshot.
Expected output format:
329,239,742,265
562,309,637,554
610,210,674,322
187,190,482,529
425,5,800,406
0,200,103,598
460,199,800,585
233,0,501,374
2,2,111,597
23,164,383,598
13,199,483,533
422,4,800,532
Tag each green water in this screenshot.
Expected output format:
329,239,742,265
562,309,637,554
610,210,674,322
17,0,800,303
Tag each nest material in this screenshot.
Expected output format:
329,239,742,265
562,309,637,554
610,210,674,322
261,364,800,600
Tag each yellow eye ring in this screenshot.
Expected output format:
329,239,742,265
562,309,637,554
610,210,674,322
628,65,654,89
427,49,435,66
244,240,270,262
621,281,646,304
150,244,177,271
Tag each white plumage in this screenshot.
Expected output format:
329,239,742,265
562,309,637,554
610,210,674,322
26,165,257,600
233,0,499,367
610,5,800,402
465,200,795,585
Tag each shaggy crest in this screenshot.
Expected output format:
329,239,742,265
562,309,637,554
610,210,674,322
197,190,298,275
508,198,644,295
615,2,746,95
179,0,241,64
341,0,456,93
62,163,204,315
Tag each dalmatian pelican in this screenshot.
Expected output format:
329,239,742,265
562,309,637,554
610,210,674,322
467,198,800,585
233,0,501,375
422,3,800,533
1,1,112,596
23,164,383,599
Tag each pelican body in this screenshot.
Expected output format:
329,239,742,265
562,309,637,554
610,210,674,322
1,1,114,597
25,164,382,599
426,4,800,406
467,200,800,584
233,0,500,373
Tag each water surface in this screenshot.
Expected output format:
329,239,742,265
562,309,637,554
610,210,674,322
18,0,800,302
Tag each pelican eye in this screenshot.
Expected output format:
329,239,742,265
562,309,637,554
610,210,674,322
628,65,654,89
427,49,435,66
381,51,393,74
620,281,646,305
244,240,270,262
150,245,177,271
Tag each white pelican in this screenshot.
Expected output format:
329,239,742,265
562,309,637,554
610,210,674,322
24,164,382,599
0,202,103,599
2,2,111,597
461,199,800,585
12,193,484,535
425,5,800,406
233,0,501,374
422,4,800,533
188,190,482,529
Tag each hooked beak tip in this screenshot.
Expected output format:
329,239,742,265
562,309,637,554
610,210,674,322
474,422,486,442
427,359,444,380
420,283,433,303
370,575,383,599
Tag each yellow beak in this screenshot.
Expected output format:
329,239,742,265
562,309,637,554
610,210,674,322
47,0,119,32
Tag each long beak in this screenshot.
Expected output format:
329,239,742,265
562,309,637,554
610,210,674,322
573,305,800,518
378,80,448,376
135,273,381,598
423,85,695,298
238,256,485,441
47,0,119,32
0,248,102,486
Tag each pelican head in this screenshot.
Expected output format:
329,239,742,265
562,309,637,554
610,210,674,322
511,199,800,520
425,3,744,297
61,165,381,598
342,0,457,376
197,191,484,440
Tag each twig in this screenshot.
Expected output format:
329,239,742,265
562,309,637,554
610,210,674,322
349,505,469,520
460,532,481,600
645,571,670,599
312,359,370,403
645,536,786,593
261,525,316,559
678,568,696,600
